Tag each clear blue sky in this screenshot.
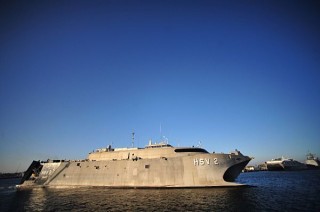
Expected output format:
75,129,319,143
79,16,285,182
1,0,319,172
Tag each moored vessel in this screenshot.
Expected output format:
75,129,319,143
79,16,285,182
17,140,251,188
305,153,320,169
265,156,307,171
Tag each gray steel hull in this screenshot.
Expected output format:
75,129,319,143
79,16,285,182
18,153,250,188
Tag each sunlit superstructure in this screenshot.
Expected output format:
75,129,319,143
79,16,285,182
17,140,251,188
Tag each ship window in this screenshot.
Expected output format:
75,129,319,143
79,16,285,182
174,148,208,153
145,165,150,169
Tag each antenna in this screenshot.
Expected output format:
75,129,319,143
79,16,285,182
132,131,135,148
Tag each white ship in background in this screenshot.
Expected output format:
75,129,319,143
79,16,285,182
305,153,320,169
265,156,307,171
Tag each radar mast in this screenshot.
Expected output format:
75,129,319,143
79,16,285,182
132,131,135,148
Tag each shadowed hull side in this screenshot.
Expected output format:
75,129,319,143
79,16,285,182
266,163,285,171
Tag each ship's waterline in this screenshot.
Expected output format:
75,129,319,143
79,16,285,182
17,142,251,188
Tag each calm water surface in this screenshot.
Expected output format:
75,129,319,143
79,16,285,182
1,170,319,211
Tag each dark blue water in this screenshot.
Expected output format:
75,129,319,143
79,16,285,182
1,170,319,211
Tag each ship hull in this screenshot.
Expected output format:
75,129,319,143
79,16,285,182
306,164,320,170
18,153,250,188
305,159,320,169
266,162,307,171
266,163,285,171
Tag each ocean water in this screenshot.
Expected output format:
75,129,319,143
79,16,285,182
1,170,319,211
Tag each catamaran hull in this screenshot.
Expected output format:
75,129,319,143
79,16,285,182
18,153,250,188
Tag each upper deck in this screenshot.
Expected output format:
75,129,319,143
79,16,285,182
87,142,209,161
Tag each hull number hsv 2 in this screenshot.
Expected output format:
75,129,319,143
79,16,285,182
193,158,219,166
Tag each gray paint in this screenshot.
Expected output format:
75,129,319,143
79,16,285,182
18,144,251,188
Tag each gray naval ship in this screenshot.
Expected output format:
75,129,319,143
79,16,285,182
17,140,251,188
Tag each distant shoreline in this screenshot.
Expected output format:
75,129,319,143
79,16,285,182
0,172,23,179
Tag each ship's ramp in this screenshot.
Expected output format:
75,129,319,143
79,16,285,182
19,161,41,184
35,162,63,185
